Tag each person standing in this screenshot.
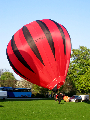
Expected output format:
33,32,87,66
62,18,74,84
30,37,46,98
58,93,62,104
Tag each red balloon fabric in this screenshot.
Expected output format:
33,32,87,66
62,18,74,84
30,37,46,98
6,19,71,91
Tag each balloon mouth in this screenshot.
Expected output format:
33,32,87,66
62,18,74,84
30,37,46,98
52,85,58,92
46,76,66,91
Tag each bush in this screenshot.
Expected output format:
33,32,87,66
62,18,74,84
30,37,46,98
35,93,45,98
31,94,35,98
63,91,76,97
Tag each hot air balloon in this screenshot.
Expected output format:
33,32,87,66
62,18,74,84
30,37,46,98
6,19,71,91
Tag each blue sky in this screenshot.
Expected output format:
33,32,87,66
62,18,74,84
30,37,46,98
0,0,90,80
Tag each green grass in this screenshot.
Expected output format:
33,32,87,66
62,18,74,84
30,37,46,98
0,99,90,120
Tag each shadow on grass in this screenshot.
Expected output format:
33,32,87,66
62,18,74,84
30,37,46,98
60,103,64,104
83,100,90,104
0,105,4,107
0,98,54,102
1,98,90,104
0,100,7,102
58,103,64,104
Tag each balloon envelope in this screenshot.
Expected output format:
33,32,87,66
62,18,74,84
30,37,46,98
6,19,71,91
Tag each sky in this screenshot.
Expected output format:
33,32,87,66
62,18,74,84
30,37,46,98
0,0,90,80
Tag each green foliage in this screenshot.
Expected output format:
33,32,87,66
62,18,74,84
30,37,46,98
1,72,16,80
39,87,49,95
1,72,15,80
32,84,49,95
32,84,41,93
67,46,90,93
59,79,76,96
0,99,90,120
0,72,16,87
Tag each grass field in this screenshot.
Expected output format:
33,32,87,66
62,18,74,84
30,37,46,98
0,99,90,120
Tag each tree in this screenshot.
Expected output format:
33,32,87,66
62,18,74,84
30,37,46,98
0,77,1,87
0,69,9,77
0,72,16,87
31,83,49,97
67,46,90,93
59,79,76,95
31,84,41,93
16,78,32,88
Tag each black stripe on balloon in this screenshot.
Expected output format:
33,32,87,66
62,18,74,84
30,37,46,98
62,25,72,50
51,20,66,55
6,48,27,79
11,35,34,73
36,20,55,59
22,26,45,66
